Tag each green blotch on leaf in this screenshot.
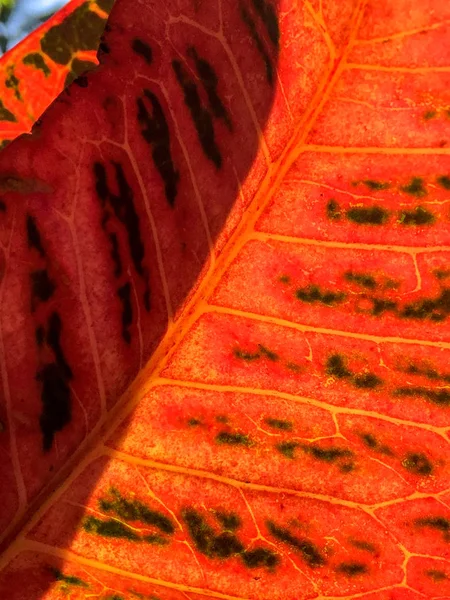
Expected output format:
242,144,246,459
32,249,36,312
295,285,346,307
188,417,202,426
258,344,279,361
23,53,51,76
352,372,383,389
241,547,279,569
265,417,293,431
344,271,376,290
0,99,16,122
233,347,261,361
347,205,389,225
401,177,427,198
326,354,352,379
326,199,341,220
336,562,368,576
216,431,252,446
362,180,390,190
423,110,437,120
99,488,175,534
83,516,140,541
414,516,450,540
276,441,298,459
96,0,115,10
50,567,88,587
349,539,377,553
279,274,291,284
41,3,107,65
267,521,326,568
5,66,21,101
437,175,450,190
402,452,433,476
301,445,353,463
394,386,450,406
398,206,435,226
215,511,241,531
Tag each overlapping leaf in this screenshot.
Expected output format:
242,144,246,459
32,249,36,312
0,0,113,149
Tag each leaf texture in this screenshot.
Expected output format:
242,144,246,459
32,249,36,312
1,1,450,599
0,0,113,149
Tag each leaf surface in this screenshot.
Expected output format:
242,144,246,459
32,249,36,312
0,1,449,599
0,0,112,149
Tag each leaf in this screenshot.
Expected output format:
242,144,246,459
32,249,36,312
0,0,113,149
0,0,449,599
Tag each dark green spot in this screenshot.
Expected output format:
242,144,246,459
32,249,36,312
257,344,279,361
401,177,427,198
188,417,202,426
437,175,450,190
368,297,398,317
326,354,352,379
400,289,450,322
336,562,368,576
362,180,390,191
96,0,115,10
394,386,450,406
344,271,376,290
242,547,279,569
23,53,51,76
276,441,298,459
41,3,107,65
265,418,293,431
352,372,383,389
295,285,346,307
267,521,326,568
216,432,252,446
286,361,302,373
99,488,175,534
402,452,433,476
326,199,341,220
0,99,16,122
423,110,437,120
279,274,291,284
349,539,377,553
233,347,261,361
50,567,88,587
414,516,450,541
347,206,389,225
215,511,241,531
5,66,21,101
398,206,435,226
301,445,353,463
83,516,141,541
360,433,378,449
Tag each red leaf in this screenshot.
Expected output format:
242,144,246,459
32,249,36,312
0,0,449,599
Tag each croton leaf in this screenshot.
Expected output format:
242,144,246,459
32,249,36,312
0,1,449,599
0,0,113,149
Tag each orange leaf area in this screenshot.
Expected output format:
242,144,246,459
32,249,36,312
0,0,112,148
1,0,450,599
